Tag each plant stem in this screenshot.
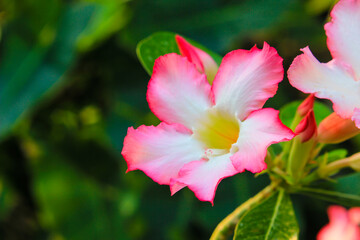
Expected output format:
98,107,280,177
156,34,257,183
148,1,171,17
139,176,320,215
209,181,280,240
319,152,360,177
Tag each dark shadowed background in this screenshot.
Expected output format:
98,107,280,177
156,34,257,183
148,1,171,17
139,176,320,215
0,0,359,239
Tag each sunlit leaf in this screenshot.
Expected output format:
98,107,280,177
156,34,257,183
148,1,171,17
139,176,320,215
234,190,298,240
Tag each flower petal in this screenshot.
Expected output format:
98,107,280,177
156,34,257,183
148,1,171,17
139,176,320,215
288,47,360,119
147,53,213,129
212,42,283,120
171,153,238,205
231,108,294,173
351,108,360,129
349,207,360,224
317,206,360,240
122,123,204,185
294,110,317,143
325,0,360,77
175,35,218,84
318,112,360,143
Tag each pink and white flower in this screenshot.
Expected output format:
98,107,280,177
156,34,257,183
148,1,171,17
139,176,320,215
288,0,360,128
318,206,360,240
122,37,294,204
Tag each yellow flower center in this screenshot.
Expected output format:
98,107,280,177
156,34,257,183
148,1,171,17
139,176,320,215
193,108,240,152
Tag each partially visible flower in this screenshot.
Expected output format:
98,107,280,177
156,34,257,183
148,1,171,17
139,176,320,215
122,41,294,204
288,0,360,129
318,206,360,240
175,35,218,83
317,113,360,144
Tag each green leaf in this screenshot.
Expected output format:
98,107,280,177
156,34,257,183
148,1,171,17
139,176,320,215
295,186,360,207
279,100,332,128
334,172,360,195
305,0,335,15
234,190,298,240
136,31,222,75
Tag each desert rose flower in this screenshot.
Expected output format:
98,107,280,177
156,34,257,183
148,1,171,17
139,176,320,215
318,206,360,240
288,0,360,129
122,39,294,204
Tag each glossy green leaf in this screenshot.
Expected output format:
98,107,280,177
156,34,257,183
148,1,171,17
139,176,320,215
136,31,222,75
334,172,360,196
234,190,298,240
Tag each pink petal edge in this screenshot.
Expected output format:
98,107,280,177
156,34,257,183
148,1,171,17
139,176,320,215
122,122,204,185
171,154,238,205
324,0,360,77
147,53,214,129
231,108,295,173
212,42,284,121
175,35,218,82
288,46,360,120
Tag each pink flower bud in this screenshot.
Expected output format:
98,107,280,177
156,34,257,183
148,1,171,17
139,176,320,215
317,113,360,144
294,110,317,142
297,94,315,117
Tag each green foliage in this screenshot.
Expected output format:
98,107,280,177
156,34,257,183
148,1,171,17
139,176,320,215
234,190,298,240
136,31,222,75
317,149,348,165
0,2,97,139
295,186,360,207
334,172,360,196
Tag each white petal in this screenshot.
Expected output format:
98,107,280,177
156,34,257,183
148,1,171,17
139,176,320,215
147,53,213,129
288,47,360,119
212,43,283,120
122,123,204,185
325,0,360,77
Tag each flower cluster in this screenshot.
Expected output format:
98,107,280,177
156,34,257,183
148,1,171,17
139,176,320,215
288,0,360,129
122,0,360,238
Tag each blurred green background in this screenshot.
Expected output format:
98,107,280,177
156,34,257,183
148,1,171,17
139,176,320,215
0,0,359,239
